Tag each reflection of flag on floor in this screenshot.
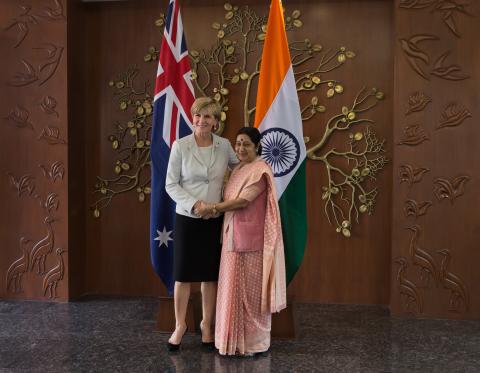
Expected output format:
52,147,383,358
150,0,194,294
254,0,307,284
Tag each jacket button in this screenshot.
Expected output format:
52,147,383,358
205,180,209,184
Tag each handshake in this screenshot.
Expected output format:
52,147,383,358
192,200,218,219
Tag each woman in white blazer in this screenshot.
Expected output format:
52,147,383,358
165,97,238,351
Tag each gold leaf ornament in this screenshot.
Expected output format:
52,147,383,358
293,19,303,28
354,132,363,141
342,228,351,238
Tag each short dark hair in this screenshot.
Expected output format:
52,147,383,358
236,126,262,155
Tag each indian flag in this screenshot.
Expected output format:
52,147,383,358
254,0,307,284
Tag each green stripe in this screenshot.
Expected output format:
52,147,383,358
278,160,307,284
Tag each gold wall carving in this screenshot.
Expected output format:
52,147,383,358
92,3,389,237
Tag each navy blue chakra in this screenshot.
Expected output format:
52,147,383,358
261,128,300,177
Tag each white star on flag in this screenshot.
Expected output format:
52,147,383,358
154,227,173,248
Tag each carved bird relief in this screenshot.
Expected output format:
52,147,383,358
30,216,55,275
399,34,437,80
399,0,436,9
406,225,439,287
36,43,65,86
431,0,474,37
395,257,424,314
39,0,66,22
400,0,473,37
8,59,38,87
3,5,38,48
399,164,430,186
431,52,469,81
6,238,31,293
43,248,66,299
433,175,470,204
437,249,469,312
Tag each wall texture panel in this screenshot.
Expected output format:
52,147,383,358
0,0,479,320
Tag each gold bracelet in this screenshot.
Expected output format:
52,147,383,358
212,204,218,214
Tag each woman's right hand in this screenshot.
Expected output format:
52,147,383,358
193,200,212,218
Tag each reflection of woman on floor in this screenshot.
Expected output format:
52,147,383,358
201,127,287,355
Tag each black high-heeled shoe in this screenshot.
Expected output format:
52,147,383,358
167,326,188,352
201,341,215,350
199,321,214,350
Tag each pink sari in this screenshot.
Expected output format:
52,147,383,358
215,158,286,355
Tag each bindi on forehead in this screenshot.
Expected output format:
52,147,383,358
237,137,253,144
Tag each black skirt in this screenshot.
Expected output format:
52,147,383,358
173,213,223,282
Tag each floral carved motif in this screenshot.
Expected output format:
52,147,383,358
39,161,65,182
397,123,429,146
405,91,431,115
4,106,35,131
437,103,471,129
38,126,67,145
433,175,470,204
399,164,430,186
404,199,433,219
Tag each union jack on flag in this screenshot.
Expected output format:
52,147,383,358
150,0,194,294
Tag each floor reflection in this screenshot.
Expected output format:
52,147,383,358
0,298,479,372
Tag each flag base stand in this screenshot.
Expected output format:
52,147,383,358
272,297,296,339
155,292,202,333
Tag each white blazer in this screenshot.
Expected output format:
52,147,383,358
165,133,238,218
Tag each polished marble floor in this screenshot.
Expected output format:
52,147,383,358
0,298,479,372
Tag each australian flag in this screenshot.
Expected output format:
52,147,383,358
150,0,194,294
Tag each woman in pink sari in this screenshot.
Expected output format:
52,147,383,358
198,127,287,356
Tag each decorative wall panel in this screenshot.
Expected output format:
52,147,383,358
0,0,68,300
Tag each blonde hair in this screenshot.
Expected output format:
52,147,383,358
190,97,221,121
